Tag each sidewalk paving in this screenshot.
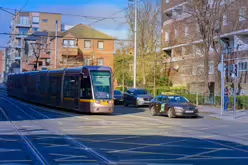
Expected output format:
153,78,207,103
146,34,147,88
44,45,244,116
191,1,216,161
198,105,248,123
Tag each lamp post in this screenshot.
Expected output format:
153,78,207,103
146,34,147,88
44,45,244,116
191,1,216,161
129,0,137,88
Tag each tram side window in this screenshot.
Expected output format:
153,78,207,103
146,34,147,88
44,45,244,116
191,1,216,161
63,76,77,98
50,76,59,96
80,75,92,99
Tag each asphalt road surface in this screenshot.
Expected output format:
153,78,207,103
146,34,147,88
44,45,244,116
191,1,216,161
1,88,248,165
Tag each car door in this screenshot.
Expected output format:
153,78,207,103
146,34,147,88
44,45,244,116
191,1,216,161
124,90,131,104
154,95,163,112
161,96,169,113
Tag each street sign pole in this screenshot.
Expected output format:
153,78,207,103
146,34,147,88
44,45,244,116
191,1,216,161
221,51,225,116
233,77,237,120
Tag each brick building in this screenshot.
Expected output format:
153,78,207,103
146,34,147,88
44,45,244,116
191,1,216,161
162,0,248,95
48,24,115,70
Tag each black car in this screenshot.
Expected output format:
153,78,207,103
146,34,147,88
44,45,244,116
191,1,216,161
123,88,154,107
114,90,124,104
149,95,198,118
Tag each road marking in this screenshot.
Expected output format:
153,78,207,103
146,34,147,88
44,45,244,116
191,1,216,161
177,148,227,159
58,122,63,125
109,150,189,156
108,139,188,153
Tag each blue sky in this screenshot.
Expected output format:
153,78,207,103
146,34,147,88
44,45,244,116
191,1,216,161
0,0,130,47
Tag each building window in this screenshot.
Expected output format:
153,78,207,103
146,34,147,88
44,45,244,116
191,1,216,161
98,41,104,49
185,25,189,36
19,28,29,35
84,58,91,66
20,16,30,25
97,58,104,66
17,39,21,46
196,23,200,32
33,28,39,32
63,40,75,47
223,14,228,26
239,8,246,22
32,16,40,24
238,62,248,71
84,40,92,49
166,0,170,4
42,19,48,23
209,61,215,75
165,32,169,42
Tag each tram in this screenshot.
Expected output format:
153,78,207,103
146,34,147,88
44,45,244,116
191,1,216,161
6,66,114,114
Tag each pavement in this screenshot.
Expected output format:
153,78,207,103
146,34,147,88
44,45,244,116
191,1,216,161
199,105,248,123
1,84,248,164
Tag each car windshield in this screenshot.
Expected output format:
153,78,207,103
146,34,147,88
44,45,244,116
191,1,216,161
135,89,148,95
114,90,122,95
167,96,189,103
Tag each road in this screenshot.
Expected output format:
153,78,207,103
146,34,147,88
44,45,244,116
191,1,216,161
1,88,248,164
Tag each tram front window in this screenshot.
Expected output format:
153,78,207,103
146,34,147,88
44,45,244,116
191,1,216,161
91,71,112,99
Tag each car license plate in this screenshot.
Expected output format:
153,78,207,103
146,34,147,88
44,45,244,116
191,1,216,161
186,110,194,113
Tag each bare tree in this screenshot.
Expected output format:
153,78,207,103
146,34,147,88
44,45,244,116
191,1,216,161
126,0,162,87
185,0,237,95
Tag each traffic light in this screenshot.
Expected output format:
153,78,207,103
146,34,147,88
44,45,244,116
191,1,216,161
232,64,239,78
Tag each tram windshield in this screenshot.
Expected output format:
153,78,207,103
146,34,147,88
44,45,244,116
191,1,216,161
91,71,112,99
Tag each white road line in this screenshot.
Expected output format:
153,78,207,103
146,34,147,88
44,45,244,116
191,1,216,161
109,139,188,153
177,148,226,159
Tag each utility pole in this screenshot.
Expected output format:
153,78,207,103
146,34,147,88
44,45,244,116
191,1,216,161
129,0,138,88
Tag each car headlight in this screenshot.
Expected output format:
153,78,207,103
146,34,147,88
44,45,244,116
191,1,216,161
174,107,184,112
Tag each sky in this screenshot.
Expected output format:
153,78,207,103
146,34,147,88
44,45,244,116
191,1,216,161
0,0,131,47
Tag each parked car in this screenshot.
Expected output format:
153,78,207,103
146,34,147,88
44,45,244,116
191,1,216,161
123,88,154,107
114,90,124,104
149,95,198,118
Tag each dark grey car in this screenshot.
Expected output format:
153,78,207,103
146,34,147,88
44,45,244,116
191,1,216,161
149,95,198,118
123,88,154,107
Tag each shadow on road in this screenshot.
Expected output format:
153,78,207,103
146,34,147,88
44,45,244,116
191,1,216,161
0,96,147,121
0,133,248,164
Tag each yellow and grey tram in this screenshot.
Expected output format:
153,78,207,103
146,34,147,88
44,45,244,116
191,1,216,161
7,66,114,114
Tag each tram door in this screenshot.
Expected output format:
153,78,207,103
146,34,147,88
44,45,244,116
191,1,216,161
63,75,79,110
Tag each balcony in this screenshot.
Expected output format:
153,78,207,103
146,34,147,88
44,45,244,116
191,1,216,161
62,47,79,56
39,52,50,59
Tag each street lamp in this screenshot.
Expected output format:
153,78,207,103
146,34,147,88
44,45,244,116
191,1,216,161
129,0,137,88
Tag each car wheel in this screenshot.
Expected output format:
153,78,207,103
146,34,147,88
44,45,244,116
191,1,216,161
135,101,139,108
168,108,175,118
124,101,128,107
150,106,157,116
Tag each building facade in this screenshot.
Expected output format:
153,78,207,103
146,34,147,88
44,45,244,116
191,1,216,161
0,51,5,83
47,24,115,70
8,11,62,73
162,0,248,95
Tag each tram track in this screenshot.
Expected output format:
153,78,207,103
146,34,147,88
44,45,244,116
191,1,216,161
0,107,48,165
0,95,115,165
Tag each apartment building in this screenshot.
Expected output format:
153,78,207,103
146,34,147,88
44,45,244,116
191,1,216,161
162,0,248,95
44,24,115,70
8,11,62,73
0,50,5,82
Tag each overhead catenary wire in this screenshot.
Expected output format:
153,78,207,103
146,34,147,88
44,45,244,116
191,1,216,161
0,6,126,20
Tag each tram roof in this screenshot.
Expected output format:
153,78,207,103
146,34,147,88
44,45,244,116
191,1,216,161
64,66,112,74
